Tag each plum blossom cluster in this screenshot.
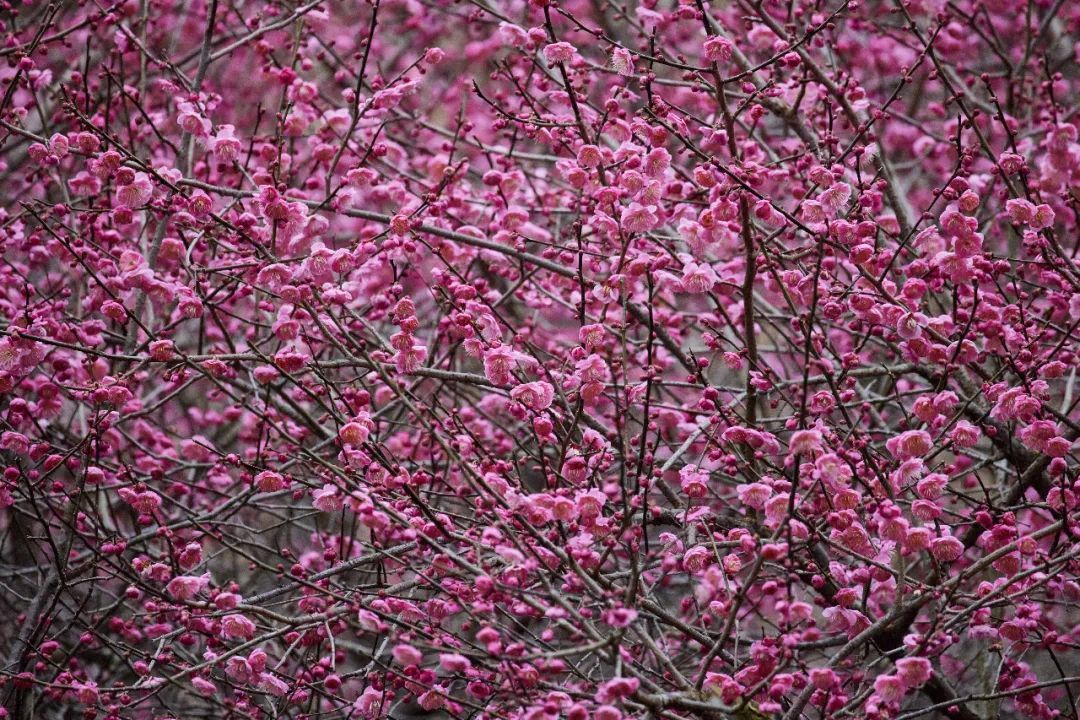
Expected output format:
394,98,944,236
0,0,1077,719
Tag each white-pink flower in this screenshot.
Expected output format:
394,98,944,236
439,653,472,672
511,381,555,410
703,36,733,63
115,172,153,208
621,202,659,233
736,482,772,510
254,471,287,492
391,642,423,666
681,261,718,293
885,429,933,460
895,657,932,688
312,483,344,512
611,47,634,75
165,573,210,601
484,346,519,386
221,614,256,640
930,535,964,562
543,42,576,64
788,428,823,456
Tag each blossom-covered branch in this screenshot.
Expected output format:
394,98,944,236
0,1,1077,719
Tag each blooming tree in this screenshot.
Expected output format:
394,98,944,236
0,0,1078,719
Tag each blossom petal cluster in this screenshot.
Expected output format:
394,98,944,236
0,1,1077,720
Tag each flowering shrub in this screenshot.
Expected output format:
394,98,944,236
0,0,1078,719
